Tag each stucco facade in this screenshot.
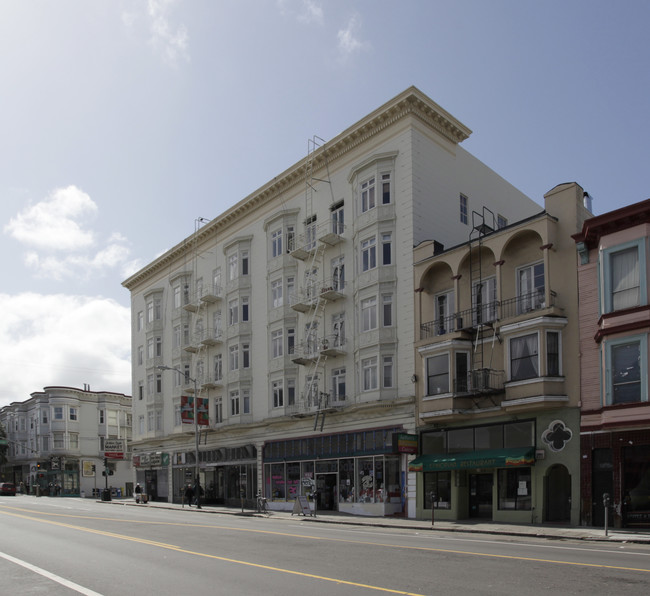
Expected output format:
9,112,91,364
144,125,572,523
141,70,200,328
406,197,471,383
411,182,591,524
122,87,539,515
0,386,132,498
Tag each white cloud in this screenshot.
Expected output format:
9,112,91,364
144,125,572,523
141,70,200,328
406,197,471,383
4,185,97,251
0,293,131,407
277,0,324,25
147,0,190,67
5,186,140,281
298,0,324,24
337,14,370,60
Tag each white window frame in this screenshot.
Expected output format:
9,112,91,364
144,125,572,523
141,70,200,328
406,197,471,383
381,232,392,265
271,228,283,258
361,296,378,332
545,330,561,377
472,276,497,325
382,294,393,327
332,367,346,400
604,333,648,405
508,331,540,382
271,279,283,308
230,390,240,416
517,261,545,313
434,290,454,335
460,194,468,225
381,172,391,205
271,329,283,358
383,356,394,388
362,356,378,391
426,353,449,396
361,177,376,213
602,239,646,313
272,380,284,408
361,236,377,272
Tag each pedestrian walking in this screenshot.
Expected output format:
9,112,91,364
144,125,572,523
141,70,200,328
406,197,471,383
134,482,142,504
184,484,194,507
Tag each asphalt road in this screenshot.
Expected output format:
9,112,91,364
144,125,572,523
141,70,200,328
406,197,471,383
1,497,649,595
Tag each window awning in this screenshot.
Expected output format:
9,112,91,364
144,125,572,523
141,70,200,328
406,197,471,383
408,447,536,472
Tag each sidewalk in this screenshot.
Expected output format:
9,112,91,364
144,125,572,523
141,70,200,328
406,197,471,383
105,497,650,545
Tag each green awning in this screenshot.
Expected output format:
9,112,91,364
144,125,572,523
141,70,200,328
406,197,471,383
408,447,536,473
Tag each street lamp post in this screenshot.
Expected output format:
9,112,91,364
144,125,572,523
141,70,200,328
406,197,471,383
158,365,202,509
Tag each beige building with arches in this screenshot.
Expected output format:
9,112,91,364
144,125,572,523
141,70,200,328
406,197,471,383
411,182,591,524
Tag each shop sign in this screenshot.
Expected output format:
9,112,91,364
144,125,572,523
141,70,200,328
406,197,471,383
148,452,169,467
104,439,125,459
392,433,418,454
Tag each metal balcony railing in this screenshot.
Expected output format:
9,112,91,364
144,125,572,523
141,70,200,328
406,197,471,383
420,291,555,340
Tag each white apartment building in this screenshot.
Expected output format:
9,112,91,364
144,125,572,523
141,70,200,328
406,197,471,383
122,86,540,516
0,386,132,498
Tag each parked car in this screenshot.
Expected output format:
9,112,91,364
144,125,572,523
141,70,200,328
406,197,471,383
0,482,16,496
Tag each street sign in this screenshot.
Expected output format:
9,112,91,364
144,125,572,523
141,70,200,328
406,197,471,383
103,439,125,459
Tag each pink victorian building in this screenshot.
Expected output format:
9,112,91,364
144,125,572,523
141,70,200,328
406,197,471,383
574,199,650,528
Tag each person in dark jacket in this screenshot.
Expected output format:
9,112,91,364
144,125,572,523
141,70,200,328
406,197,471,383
184,484,194,507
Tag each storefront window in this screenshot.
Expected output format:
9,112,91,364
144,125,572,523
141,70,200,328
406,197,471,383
424,471,451,509
358,457,375,502
448,427,474,453
301,461,314,496
498,468,531,510
339,458,354,502
421,430,446,454
286,462,300,500
475,425,503,450
375,458,385,502
623,445,650,524
270,462,285,499
504,421,534,448
384,456,401,504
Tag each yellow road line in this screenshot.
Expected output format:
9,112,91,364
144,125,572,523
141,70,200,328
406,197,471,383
2,507,648,575
0,510,423,595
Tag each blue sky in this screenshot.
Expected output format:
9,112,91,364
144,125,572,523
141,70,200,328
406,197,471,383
0,0,648,406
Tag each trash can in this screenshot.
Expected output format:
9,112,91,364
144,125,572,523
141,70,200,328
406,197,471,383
101,489,112,502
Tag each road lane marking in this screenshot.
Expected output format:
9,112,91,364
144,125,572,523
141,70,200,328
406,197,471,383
2,507,649,575
0,550,104,596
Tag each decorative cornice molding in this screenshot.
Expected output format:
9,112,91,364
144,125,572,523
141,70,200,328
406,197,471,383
122,87,471,289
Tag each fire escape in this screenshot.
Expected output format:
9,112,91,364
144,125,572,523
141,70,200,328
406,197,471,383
465,207,504,405
289,136,345,430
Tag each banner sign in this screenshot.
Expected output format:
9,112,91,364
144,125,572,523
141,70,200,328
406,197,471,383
104,439,125,459
392,433,418,454
181,395,210,426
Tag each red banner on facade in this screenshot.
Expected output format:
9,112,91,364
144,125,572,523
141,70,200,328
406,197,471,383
181,395,209,426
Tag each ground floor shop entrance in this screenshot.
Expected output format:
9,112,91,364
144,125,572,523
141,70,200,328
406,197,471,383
262,426,405,516
469,473,493,519
546,464,571,522
315,473,337,511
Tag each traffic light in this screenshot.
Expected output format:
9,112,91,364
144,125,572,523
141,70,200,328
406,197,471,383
37,463,41,470
91,465,96,472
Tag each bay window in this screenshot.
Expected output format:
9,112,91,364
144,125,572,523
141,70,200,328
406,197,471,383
361,296,377,332
605,335,647,405
426,354,449,395
510,333,539,381
362,356,378,391
603,240,646,312
361,236,377,271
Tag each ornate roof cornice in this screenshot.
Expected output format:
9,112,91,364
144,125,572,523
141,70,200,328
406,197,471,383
123,86,471,290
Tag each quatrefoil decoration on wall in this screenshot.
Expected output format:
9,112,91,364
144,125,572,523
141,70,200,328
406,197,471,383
541,420,573,452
